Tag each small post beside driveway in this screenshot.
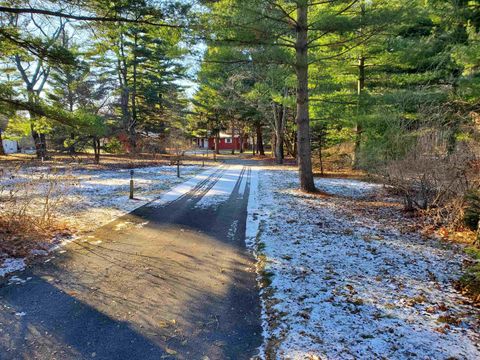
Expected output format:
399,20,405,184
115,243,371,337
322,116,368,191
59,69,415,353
130,170,134,199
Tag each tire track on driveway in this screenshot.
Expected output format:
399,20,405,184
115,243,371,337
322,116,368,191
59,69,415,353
0,161,262,360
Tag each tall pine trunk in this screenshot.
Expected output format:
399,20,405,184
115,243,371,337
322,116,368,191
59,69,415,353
69,132,75,155
27,91,47,160
0,129,5,156
130,32,138,153
273,101,285,164
271,132,276,158
30,117,47,160
68,85,76,154
93,137,101,164
318,132,324,176
231,120,235,155
295,2,315,192
239,130,244,153
256,123,265,156
118,34,132,153
275,131,284,163
353,2,366,169
215,132,220,154
284,130,297,158
39,133,47,158
353,55,365,169
252,133,256,155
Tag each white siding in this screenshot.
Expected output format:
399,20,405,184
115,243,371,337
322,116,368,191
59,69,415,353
2,140,18,154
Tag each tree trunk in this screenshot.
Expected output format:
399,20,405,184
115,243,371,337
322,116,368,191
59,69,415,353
475,220,480,247
230,120,235,155
295,2,315,192
256,123,265,156
15,49,52,160
93,137,100,164
118,33,132,152
130,32,139,154
252,133,256,155
0,129,5,156
353,2,366,168
284,130,296,158
68,87,75,155
214,132,220,154
30,120,47,160
39,133,47,158
353,55,365,169
273,101,286,164
28,92,47,160
32,131,47,160
239,130,244,153
318,133,324,176
272,132,276,158
276,133,284,163
31,126,40,155
69,132,75,155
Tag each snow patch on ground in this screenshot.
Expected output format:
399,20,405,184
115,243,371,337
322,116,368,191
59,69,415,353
149,167,218,207
0,165,205,232
63,165,205,228
249,168,480,359
8,275,27,285
0,259,25,277
314,178,382,198
0,164,209,278
194,166,243,209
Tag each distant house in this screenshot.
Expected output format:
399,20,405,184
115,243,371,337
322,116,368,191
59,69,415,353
1,139,18,154
1,115,35,154
194,131,249,151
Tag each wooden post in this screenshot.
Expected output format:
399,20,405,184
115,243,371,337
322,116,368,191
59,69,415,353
202,153,205,167
129,170,134,199
475,220,480,247
177,159,180,177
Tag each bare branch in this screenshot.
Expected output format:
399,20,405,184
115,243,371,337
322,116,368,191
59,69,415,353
0,6,183,28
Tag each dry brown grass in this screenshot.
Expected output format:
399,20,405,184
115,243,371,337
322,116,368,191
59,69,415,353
0,151,212,171
0,166,76,261
0,215,72,258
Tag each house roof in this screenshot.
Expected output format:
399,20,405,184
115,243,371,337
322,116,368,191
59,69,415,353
194,131,241,139
218,132,239,139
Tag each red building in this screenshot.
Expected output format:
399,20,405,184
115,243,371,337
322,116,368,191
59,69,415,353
194,132,249,151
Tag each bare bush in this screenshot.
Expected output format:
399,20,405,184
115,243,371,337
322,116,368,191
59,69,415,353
0,167,76,258
381,107,480,237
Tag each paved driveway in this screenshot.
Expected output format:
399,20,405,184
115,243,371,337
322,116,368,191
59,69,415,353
0,163,262,360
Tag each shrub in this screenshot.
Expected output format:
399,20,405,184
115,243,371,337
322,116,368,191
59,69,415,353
103,137,123,154
0,167,75,258
464,190,480,231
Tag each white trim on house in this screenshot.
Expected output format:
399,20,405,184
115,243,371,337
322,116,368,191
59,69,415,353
218,131,239,139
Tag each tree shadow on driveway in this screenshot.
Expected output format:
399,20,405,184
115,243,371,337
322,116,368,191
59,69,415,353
0,164,262,360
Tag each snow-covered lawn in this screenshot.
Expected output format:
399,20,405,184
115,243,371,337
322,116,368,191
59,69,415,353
247,167,480,359
1,165,205,230
0,164,206,275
